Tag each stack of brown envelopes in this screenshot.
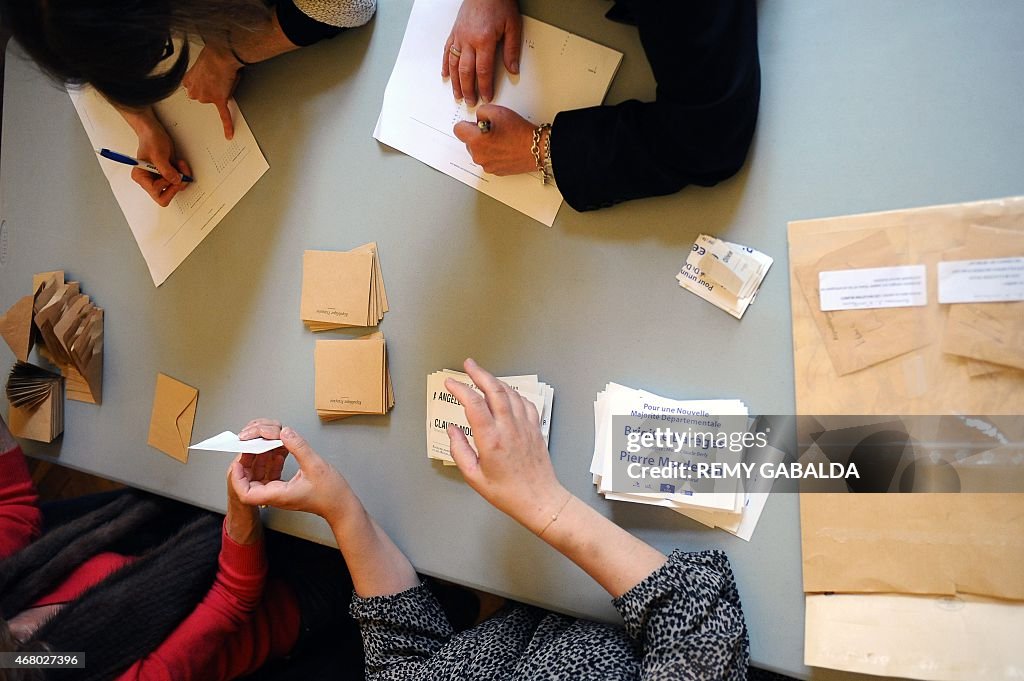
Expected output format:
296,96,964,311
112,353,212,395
0,270,103,405
301,243,388,331
314,332,394,420
5,362,63,443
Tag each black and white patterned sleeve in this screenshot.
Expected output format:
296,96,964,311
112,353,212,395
276,0,376,47
349,582,455,680
612,550,750,681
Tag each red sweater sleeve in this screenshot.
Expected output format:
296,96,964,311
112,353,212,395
0,446,43,558
116,520,300,681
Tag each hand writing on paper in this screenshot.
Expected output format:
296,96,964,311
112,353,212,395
183,45,242,140
443,0,522,106
453,104,537,175
233,419,357,525
444,358,568,535
130,112,193,207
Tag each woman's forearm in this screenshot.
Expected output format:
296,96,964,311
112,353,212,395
326,496,419,598
535,492,667,599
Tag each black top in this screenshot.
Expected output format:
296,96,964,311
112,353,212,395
551,0,760,212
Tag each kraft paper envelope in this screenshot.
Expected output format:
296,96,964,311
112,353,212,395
147,373,199,463
941,225,1024,371
301,244,389,330
789,196,1024,415
0,294,35,362
314,334,391,419
794,230,932,376
801,493,1024,601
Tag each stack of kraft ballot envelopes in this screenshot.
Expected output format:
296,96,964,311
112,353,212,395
0,270,104,405
301,244,388,330
315,333,393,420
788,196,1024,681
5,362,64,443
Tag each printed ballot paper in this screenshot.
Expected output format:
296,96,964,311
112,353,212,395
315,333,394,420
592,383,777,541
190,431,283,454
68,43,268,287
301,244,389,330
375,0,622,226
677,234,772,319
426,370,553,465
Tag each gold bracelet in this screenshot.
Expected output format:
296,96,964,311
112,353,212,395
537,494,573,538
531,123,553,185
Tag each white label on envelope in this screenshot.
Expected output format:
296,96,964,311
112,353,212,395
937,258,1024,304
818,265,927,311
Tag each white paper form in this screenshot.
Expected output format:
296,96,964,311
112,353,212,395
375,0,622,226
190,431,283,454
68,56,269,286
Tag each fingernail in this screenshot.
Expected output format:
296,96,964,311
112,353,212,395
281,427,294,438
512,61,519,73
480,96,490,105
239,428,253,438
466,357,477,367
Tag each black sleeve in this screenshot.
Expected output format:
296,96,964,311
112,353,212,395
275,0,347,47
550,0,760,212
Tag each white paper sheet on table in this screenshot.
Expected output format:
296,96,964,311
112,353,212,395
189,431,283,454
68,51,269,287
805,592,1024,681
375,0,622,226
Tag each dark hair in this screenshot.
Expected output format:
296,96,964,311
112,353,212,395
0,0,269,108
0,618,50,681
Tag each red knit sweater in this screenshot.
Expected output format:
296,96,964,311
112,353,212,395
0,446,301,680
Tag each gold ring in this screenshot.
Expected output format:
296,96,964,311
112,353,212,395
449,45,462,58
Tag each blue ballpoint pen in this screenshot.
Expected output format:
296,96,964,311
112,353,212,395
95,148,194,182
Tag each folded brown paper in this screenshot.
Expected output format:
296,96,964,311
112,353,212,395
941,225,1024,371
788,195,1024,415
1,270,104,404
301,243,389,331
147,373,199,463
314,332,394,420
801,493,1024,601
6,362,63,443
791,198,1024,607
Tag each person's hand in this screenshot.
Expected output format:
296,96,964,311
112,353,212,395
183,45,242,140
445,358,568,534
231,419,355,524
443,0,522,106
131,115,192,207
453,104,538,175
224,439,281,545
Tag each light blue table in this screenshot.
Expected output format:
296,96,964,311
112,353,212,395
3,2,1022,677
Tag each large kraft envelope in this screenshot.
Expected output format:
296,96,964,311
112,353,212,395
147,373,199,463
801,493,1024,601
791,196,1024,603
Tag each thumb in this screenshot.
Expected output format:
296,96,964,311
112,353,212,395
151,156,182,185
447,424,481,481
217,101,234,140
453,120,480,144
280,427,318,468
503,17,522,74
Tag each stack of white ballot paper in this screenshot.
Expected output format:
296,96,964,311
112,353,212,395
426,370,553,466
592,383,780,541
375,0,622,226
68,42,269,287
676,234,773,319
